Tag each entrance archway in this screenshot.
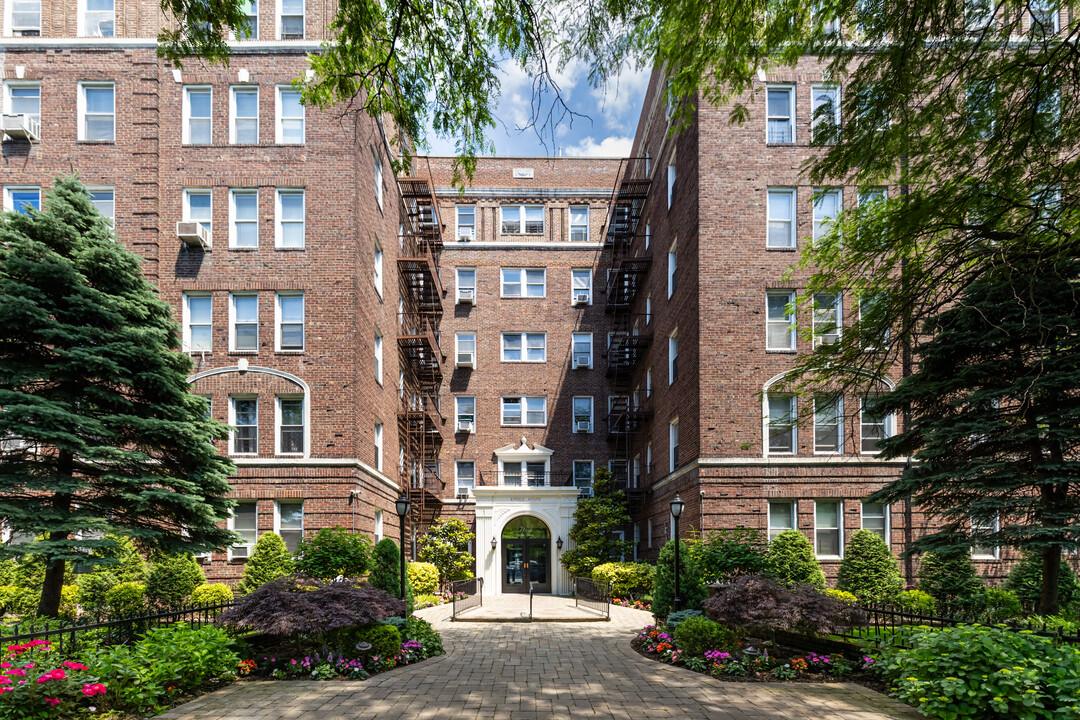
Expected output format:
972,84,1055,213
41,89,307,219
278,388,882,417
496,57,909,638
501,515,551,594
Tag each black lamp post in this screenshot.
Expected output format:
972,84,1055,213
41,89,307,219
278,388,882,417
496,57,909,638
395,494,410,615
670,494,684,612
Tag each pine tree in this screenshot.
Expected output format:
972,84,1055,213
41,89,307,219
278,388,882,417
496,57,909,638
145,553,205,608
765,530,826,588
652,539,705,618
917,552,985,615
837,530,904,605
559,467,632,579
370,538,414,612
236,532,294,595
0,175,236,616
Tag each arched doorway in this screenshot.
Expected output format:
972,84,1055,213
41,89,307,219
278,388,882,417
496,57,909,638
501,515,551,594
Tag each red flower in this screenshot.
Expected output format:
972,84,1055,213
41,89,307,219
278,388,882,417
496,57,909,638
82,683,107,697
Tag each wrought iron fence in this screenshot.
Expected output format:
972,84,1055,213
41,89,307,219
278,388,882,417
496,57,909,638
0,600,237,656
451,577,482,619
573,577,611,619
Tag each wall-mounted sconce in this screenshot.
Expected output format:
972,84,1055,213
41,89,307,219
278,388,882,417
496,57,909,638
491,537,497,551
556,536,564,551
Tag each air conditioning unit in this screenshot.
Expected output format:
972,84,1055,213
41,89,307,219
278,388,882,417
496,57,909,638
229,544,251,560
573,292,590,305
815,335,840,350
281,31,304,40
575,421,591,433
1,114,41,142
578,487,594,499
176,221,212,250
457,420,474,433
194,552,212,564
457,352,475,368
13,28,41,36
457,491,470,500
458,227,474,242
458,288,475,304
573,353,591,369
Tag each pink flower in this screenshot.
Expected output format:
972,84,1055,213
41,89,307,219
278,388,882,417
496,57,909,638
82,683,107,697
44,698,61,706
62,661,89,670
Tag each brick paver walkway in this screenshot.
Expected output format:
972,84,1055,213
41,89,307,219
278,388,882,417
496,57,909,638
160,600,920,720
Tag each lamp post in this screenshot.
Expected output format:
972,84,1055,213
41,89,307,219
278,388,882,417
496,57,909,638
670,494,684,612
395,494,410,615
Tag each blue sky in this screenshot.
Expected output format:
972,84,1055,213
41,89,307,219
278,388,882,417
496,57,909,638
423,60,651,158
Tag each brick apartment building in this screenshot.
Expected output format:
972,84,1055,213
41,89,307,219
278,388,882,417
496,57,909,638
3,0,1036,591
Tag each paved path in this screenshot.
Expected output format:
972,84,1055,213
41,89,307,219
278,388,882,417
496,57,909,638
160,600,920,720
451,593,610,621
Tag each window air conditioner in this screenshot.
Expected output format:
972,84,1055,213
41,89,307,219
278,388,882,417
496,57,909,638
1,114,41,142
573,292,590,305
230,544,251,560
457,420,474,433
573,353,591,369
458,227,474,242
578,487,594,499
13,29,41,37
176,221,213,250
281,31,304,40
194,552,212,564
457,491,470,500
457,352,475,368
458,288,475,304
575,421,591,433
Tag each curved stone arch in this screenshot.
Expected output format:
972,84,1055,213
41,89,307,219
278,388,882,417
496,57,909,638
186,364,311,459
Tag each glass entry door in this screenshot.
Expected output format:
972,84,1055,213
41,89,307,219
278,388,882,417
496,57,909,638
501,516,551,593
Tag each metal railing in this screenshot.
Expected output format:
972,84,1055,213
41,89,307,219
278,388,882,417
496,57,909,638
573,577,612,619
451,577,482,619
478,471,575,488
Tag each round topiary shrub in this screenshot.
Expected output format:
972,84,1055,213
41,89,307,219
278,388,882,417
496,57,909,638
294,526,372,580
357,623,402,659
652,540,706,619
591,562,655,598
896,589,937,614
917,551,985,615
192,583,234,606
407,562,440,596
837,529,904,604
145,553,205,608
105,581,147,617
237,532,294,595
77,571,119,617
765,530,826,588
672,615,741,657
1004,550,1080,612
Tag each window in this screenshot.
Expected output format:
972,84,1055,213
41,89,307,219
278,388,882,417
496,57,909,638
456,332,476,368
813,395,842,453
966,80,995,140
572,396,593,433
768,500,796,542
1034,84,1061,139
183,188,212,235
813,293,841,347
1030,0,1058,33
811,85,840,144
374,331,383,383
667,241,677,297
230,397,258,454
669,419,679,472
279,0,304,38
456,461,476,495
859,292,890,348
767,394,796,454
230,86,259,144
812,189,841,244
183,86,212,145
373,421,383,470
4,82,40,126
860,398,890,453
971,515,1000,558
79,83,115,141
861,502,889,542
230,293,258,351
183,293,212,352
455,396,476,432
767,189,796,248
276,501,303,554
4,186,39,213
370,239,384,297
645,295,652,324
230,501,258,552
668,329,678,384
573,460,594,488
571,268,592,304
501,332,546,362
88,187,115,225
275,189,305,248
456,205,475,242
815,501,842,558
501,268,545,298
456,267,476,303
276,86,304,143
766,291,796,351
81,0,114,36
500,205,544,234
8,0,40,34
374,509,383,542
646,368,652,398
667,156,677,208
277,396,303,454
569,205,589,242
276,293,304,351
645,223,651,249
501,396,546,426
571,333,592,369
373,150,383,209
767,86,795,143
239,0,258,38
229,189,258,248
965,0,993,29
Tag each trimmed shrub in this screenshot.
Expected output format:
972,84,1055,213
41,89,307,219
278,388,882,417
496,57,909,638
356,623,402,659
896,589,936,614
983,587,1023,623
652,539,706,619
58,585,79,621
237,532,294,595
105,581,147,617
0,558,16,586
665,609,703,631
0,585,37,616
145,553,205,608
765,530,826,588
96,534,148,584
591,562,655,598
1005,550,1080,611
294,526,372,580
690,528,767,583
407,562,440,596
837,529,903,604
917,552,985,615
191,583,234,606
369,538,414,614
77,571,118,616
826,588,858,605
703,575,866,636
673,615,742,657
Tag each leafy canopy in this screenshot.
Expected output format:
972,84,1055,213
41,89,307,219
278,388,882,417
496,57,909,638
560,467,632,579
417,518,475,588
294,526,372,580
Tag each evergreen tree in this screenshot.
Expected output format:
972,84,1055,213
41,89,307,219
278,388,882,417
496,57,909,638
1005,550,1080,613
652,539,705,618
917,552,985,615
837,530,904,605
236,532,294,595
145,553,205,608
418,518,475,590
560,468,632,579
0,176,236,616
370,538,414,612
765,530,826,588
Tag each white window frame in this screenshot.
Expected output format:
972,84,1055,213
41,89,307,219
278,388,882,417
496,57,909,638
455,204,476,242
812,188,842,244
501,396,547,427
860,398,892,454
182,292,213,353
571,332,593,369
572,396,594,433
228,500,258,558
814,500,844,559
767,500,796,542
182,85,212,145
275,292,304,352
277,0,304,38
373,149,384,209
275,85,304,144
766,290,796,351
3,81,40,126
667,154,677,208
571,268,592,305
78,82,115,142
455,332,477,369
1030,0,1059,32
183,188,213,236
971,515,1001,559
238,0,258,38
813,292,842,347
810,84,841,144
859,292,891,349
766,188,797,249
645,295,652,324
229,292,258,352
500,267,546,298
3,185,40,213
6,0,41,36
455,460,476,496
374,330,383,384
668,329,678,385
573,460,594,488
569,204,590,242
766,85,795,143
455,396,476,433
456,267,476,304
87,186,115,226
230,85,259,144
374,421,383,471
500,205,545,234
669,418,679,473
78,0,114,37
765,393,797,455
646,368,652,398
374,509,383,542
667,240,677,298
275,188,305,249
275,394,305,455
229,395,259,455
229,188,259,249
501,332,547,363
861,501,890,543
373,238,384,296
274,500,304,554
813,394,843,454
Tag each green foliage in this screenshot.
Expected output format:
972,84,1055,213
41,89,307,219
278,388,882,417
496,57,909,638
0,559,15,586
418,519,475,589
105,582,147,617
590,562,655,598
58,585,79,621
652,539,706,619
413,593,442,609
825,589,858,605
294,526,372,580
145,553,205,608
356,624,402,659
379,615,444,658
191,583,234,606
917,552,985,615
560,468,632,579
1006,551,1080,612
983,587,1024,624
837,530,903,604
370,538,414,614
0,175,236,617
672,616,741,657
0,586,37,616
765,530,826,588
877,625,1080,720
689,527,767,584
664,609,702,631
895,589,937,615
237,532,294,595
407,561,440,596
76,571,118,617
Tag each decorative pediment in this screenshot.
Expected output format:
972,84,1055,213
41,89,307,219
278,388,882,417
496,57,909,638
493,436,554,460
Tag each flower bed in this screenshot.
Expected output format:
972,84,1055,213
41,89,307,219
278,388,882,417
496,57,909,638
612,598,652,612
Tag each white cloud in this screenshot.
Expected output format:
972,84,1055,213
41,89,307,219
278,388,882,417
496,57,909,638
563,135,634,157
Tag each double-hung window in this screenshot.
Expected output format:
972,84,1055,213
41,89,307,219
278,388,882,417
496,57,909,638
813,395,842,453
230,293,258,351
79,83,115,142
456,461,476,495
81,0,114,36
767,189,796,248
766,86,795,143
230,86,259,144
455,396,476,432
501,267,545,297
183,188,212,236
501,332,546,362
668,329,678,384
573,460,594,488
569,205,589,241
183,86,212,145
373,421,383,470
9,0,40,35
767,394,796,454
767,500,796,542
667,241,677,297
965,0,993,30
502,396,546,426
230,396,258,454
239,0,258,38
456,267,476,304
4,82,40,128
456,332,476,368
373,239,383,296
456,205,475,242
500,205,544,234
813,189,841,244
276,86,304,143
859,292,890,349
276,396,304,454
276,292,304,351
860,397,890,453
275,189,305,248
811,85,840,145
966,80,995,140
230,501,258,555
971,515,1000,559
669,419,679,472
815,501,843,558
373,150,383,208
374,331,383,383
667,154,677,208
279,0,304,38
275,501,303,553
766,291,796,351
813,293,841,347
572,396,593,433
4,186,39,214
229,189,258,249
183,292,212,352
88,187,115,225
1030,0,1059,34
571,333,592,369
571,268,592,304
861,501,889,542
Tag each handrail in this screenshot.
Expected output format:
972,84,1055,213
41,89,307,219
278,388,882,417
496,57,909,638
450,577,482,619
